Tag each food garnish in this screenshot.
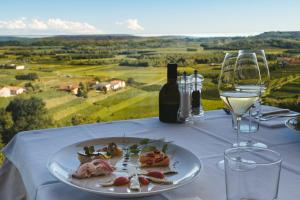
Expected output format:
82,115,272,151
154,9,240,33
138,177,150,185
145,176,173,185
113,176,130,186
129,174,141,191
100,143,123,157
102,176,130,187
77,143,123,164
146,171,164,179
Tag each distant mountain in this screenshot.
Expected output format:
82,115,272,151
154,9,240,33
0,31,299,42
255,31,300,39
0,34,139,42
0,36,32,42
0,32,299,49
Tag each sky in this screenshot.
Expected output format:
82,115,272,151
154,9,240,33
0,0,299,36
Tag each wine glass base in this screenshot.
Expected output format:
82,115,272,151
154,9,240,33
219,156,257,171
217,160,225,170
250,142,268,148
232,141,268,148
231,157,257,171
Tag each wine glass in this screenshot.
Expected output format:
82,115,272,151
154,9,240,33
217,52,261,169
239,50,270,148
217,52,238,169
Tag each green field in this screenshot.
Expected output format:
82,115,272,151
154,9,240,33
0,33,299,128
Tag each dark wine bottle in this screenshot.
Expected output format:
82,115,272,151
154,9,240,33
159,63,180,123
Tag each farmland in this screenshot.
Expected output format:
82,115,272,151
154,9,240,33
0,32,299,129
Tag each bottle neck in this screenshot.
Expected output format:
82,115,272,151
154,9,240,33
167,77,177,83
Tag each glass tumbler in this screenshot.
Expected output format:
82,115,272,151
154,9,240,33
224,147,282,200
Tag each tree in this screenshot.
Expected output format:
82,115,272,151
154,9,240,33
127,77,134,85
2,97,54,143
24,82,40,92
15,73,39,80
0,109,13,144
77,82,88,98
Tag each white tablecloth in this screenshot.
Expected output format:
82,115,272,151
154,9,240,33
1,108,300,200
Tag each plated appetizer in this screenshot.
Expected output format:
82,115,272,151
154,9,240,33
72,138,177,192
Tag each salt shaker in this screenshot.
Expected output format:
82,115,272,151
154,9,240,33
178,72,192,123
189,70,204,121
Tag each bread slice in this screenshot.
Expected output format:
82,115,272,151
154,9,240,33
139,150,170,167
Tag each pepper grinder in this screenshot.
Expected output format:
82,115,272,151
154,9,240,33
189,70,204,121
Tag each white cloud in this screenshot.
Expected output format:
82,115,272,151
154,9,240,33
47,18,101,34
0,18,102,34
116,18,144,31
0,19,27,29
29,19,48,30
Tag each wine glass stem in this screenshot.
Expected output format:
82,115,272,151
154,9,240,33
236,115,241,147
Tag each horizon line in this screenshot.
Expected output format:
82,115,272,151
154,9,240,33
0,31,299,38
0,32,263,38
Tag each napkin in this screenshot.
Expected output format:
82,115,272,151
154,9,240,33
254,106,295,128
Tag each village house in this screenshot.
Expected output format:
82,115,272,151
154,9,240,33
8,86,25,95
0,86,25,97
110,80,126,90
60,85,79,95
0,87,11,97
0,64,25,70
95,82,111,91
94,79,126,92
16,65,25,70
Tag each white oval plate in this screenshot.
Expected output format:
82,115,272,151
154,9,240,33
47,137,202,198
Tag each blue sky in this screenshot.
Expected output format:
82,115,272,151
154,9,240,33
0,0,299,36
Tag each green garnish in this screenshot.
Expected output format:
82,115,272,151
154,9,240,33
141,145,156,153
162,143,168,153
83,145,95,156
130,148,140,154
139,138,150,145
89,146,95,153
129,144,138,150
106,151,112,157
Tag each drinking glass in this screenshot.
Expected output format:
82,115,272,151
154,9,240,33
217,52,261,169
225,147,282,200
239,50,270,148
220,52,261,146
239,50,270,115
217,52,238,169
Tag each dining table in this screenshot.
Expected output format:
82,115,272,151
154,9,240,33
1,106,300,200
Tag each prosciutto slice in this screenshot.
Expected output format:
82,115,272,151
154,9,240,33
72,159,115,179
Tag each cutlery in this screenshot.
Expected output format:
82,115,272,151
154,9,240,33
254,109,290,119
259,113,300,121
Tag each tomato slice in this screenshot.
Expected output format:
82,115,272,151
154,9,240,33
113,177,129,186
147,171,164,179
138,176,150,185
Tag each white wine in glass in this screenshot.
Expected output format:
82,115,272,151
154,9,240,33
217,52,261,170
220,91,259,116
